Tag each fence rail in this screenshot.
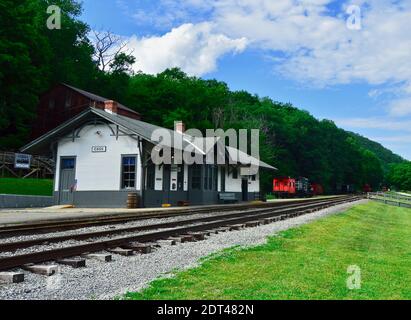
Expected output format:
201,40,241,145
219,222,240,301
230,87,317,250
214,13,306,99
367,192,411,208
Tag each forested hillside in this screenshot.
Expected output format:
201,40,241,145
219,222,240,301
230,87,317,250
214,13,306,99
0,0,408,193
348,132,404,172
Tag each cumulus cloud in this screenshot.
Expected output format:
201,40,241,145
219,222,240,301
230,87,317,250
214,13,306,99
207,0,411,86
334,117,411,132
121,0,411,116
389,98,411,117
125,23,247,76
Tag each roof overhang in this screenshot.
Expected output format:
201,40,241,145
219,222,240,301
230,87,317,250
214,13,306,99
21,108,98,155
21,108,278,171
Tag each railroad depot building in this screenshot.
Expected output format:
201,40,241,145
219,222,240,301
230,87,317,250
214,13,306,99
22,86,276,208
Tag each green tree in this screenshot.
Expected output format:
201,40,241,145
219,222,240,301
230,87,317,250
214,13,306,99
0,0,97,149
386,162,411,191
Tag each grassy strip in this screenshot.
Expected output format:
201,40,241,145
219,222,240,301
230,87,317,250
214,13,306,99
0,178,53,196
125,202,411,300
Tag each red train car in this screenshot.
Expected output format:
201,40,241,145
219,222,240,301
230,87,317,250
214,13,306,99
273,177,296,197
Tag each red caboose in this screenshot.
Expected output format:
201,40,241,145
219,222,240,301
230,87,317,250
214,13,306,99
273,177,296,197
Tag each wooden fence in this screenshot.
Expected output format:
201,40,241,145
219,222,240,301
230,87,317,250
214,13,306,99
368,192,411,208
0,151,54,179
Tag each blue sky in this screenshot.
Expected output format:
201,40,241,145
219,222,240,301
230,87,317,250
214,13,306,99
80,0,411,160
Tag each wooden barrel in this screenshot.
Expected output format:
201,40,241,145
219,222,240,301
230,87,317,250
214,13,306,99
127,193,138,209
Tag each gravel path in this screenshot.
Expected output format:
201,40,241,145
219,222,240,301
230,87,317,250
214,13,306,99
0,200,367,300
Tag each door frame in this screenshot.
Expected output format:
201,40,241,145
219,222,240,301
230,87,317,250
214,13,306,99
58,156,77,205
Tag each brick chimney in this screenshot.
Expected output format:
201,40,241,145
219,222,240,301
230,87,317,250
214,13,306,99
104,100,118,114
174,121,185,133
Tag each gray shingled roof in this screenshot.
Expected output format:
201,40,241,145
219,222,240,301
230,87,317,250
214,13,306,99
21,107,277,170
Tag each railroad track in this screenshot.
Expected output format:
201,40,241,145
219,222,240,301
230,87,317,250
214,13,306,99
0,196,351,252
0,196,346,238
0,195,361,280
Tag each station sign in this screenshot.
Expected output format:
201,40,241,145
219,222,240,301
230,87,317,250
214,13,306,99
14,153,32,169
91,146,107,153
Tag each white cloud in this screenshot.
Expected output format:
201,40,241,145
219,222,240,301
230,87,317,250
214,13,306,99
335,116,411,159
389,98,411,117
119,1,411,83
369,135,411,143
206,0,411,86
125,23,247,76
117,0,411,118
334,117,411,132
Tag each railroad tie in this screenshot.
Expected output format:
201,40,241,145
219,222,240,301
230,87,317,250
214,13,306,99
186,232,207,240
245,221,260,228
229,224,245,231
124,243,153,254
144,242,161,248
167,237,183,243
260,218,271,225
56,258,86,268
107,248,134,256
81,253,112,262
157,239,176,246
23,264,59,276
179,234,196,242
0,272,24,284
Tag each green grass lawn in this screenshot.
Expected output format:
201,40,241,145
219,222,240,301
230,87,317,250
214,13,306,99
125,201,411,300
0,178,53,196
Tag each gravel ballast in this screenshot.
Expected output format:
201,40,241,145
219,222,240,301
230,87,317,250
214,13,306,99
0,200,367,300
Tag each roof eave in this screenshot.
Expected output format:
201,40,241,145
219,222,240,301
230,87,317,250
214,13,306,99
20,108,95,154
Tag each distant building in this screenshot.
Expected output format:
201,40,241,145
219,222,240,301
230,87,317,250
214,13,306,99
31,83,141,139
23,86,276,208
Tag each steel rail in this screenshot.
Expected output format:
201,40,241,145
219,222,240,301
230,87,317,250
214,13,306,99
0,196,360,271
0,197,352,252
0,196,347,238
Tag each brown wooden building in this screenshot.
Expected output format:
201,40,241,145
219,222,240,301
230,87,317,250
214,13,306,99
31,83,141,139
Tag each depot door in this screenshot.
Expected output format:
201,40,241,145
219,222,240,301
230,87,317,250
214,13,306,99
59,157,76,205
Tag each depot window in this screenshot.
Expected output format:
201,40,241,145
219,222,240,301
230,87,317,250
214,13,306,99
121,156,137,189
